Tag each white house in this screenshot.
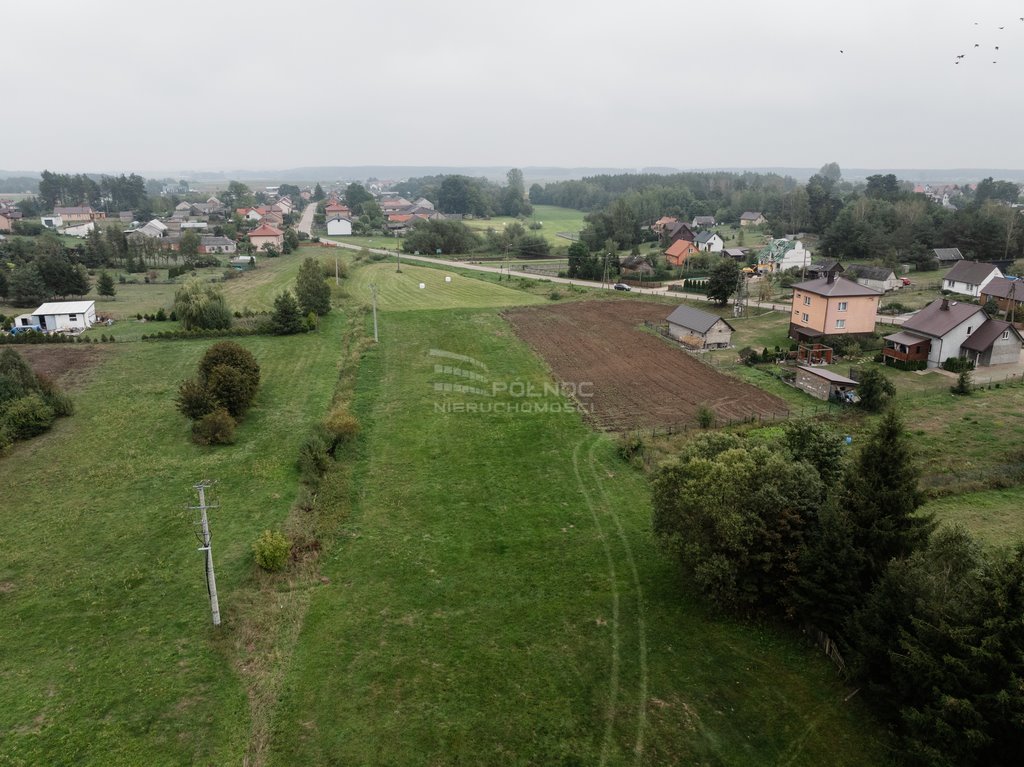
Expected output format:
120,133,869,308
758,238,810,273
245,209,263,222
40,214,63,229
942,261,1002,298
326,216,353,236
62,221,96,238
16,301,97,333
845,264,901,293
695,231,724,253
883,298,988,368
132,219,168,239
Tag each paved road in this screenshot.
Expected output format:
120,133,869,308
297,202,317,237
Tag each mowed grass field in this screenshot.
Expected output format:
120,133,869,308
344,260,545,311
267,308,886,765
0,318,345,765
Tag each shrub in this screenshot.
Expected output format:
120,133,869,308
950,370,973,395
942,356,975,373
696,404,716,428
252,530,291,572
176,377,217,420
191,408,236,445
617,433,644,461
198,341,260,398
205,364,254,418
323,405,360,449
297,427,332,482
1,393,56,439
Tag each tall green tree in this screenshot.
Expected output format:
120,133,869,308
312,182,325,201
344,183,374,215
295,257,331,316
96,270,117,298
707,260,739,305
180,229,201,264
843,409,932,588
270,290,305,335
173,279,232,330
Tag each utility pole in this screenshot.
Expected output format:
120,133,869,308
188,481,221,626
371,283,379,342
335,257,339,286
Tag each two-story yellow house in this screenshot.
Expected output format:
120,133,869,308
789,274,881,342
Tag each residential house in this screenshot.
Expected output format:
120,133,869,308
789,273,881,341
845,264,901,293
53,206,104,222
325,202,351,218
15,301,97,333
739,211,766,227
652,216,678,236
274,196,294,215
326,216,353,236
942,261,1002,298
173,201,195,218
619,255,655,277
241,208,263,222
691,215,716,228
260,211,285,227
248,223,284,252
199,236,237,254
663,221,696,245
40,214,63,229
665,305,734,349
794,366,859,402
960,319,1024,367
665,239,699,268
413,197,435,210
63,222,96,238
805,260,844,280
758,238,811,273
695,231,724,253
980,277,1024,316
884,298,978,367
933,247,964,265
0,211,14,233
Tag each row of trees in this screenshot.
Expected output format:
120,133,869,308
651,413,1023,763
37,170,148,212
393,169,532,217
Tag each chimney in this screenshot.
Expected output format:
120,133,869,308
827,271,835,284
940,298,949,311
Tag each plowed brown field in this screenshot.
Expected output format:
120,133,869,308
504,300,788,431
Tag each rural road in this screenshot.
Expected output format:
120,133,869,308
297,202,317,237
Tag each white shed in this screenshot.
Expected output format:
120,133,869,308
21,301,97,333
326,216,353,236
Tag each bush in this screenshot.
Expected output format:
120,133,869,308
1,393,56,439
297,427,332,483
205,364,254,418
950,370,973,395
191,408,236,445
942,356,975,373
323,405,360,450
198,341,260,407
617,433,644,461
252,529,291,572
176,378,217,420
696,404,716,428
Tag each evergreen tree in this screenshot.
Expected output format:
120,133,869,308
96,270,117,298
707,260,739,305
10,264,49,305
843,409,933,588
270,290,305,335
66,264,90,297
856,367,896,411
295,257,331,315
313,182,325,201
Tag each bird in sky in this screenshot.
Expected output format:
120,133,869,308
975,43,980,47
996,46,1000,50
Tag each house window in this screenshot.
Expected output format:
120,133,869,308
801,313,809,323
803,296,811,306
1002,330,1010,339
838,301,848,312
835,319,845,329
966,326,972,335
69,314,77,321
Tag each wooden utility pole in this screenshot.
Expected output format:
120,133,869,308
335,258,340,286
189,481,221,626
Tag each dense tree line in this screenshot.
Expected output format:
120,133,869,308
37,170,147,212
400,218,549,257
531,165,1024,268
651,412,1024,763
393,169,532,218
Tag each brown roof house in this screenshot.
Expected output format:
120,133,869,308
789,273,881,341
739,211,766,227
933,247,964,265
980,277,1024,317
882,298,1022,368
942,261,1002,298
666,305,734,349
663,221,696,245
664,239,699,268
248,223,284,252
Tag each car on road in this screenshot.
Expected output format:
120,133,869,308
613,283,631,291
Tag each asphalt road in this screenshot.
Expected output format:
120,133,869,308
297,202,317,237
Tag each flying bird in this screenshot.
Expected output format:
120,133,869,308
996,46,1000,50
975,43,980,47
840,49,844,53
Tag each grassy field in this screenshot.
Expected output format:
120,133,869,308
267,308,886,765
922,487,1024,546
344,261,545,311
0,317,346,765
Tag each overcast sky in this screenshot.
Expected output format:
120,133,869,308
4,0,1023,175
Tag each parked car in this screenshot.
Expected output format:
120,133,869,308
613,283,631,291
9,324,43,336
900,277,912,286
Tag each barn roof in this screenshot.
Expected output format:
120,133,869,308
665,305,733,334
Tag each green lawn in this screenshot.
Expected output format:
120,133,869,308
0,317,346,765
345,261,545,311
922,488,1024,547
267,308,885,765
